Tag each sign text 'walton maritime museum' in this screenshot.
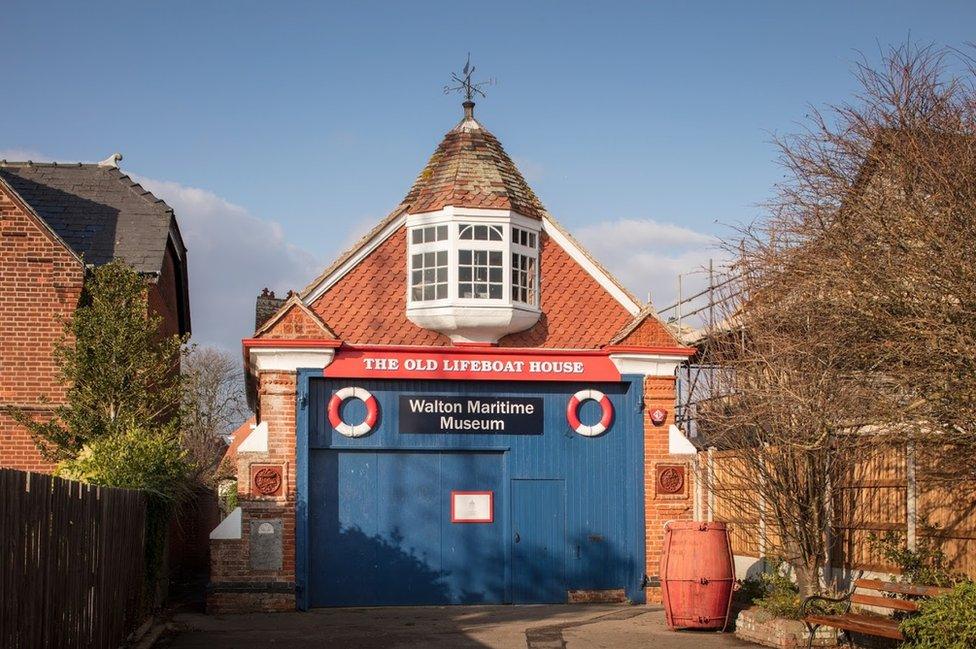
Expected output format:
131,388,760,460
399,396,544,434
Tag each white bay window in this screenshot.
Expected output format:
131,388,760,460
405,207,542,343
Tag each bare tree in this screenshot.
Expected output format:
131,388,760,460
698,43,976,594
181,346,250,480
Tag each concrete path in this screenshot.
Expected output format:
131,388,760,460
159,605,755,649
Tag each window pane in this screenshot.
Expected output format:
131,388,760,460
489,226,502,241
459,225,472,239
412,287,423,300
424,268,435,282
475,267,487,281
459,283,472,298
436,225,448,241
474,250,486,264
489,267,502,282
489,250,501,266
436,284,447,299
489,284,502,299
459,249,471,264
436,267,447,283
411,271,422,286
436,250,447,266
474,225,487,240
458,267,471,281
424,286,434,300
411,254,422,268
529,233,536,248
412,229,422,244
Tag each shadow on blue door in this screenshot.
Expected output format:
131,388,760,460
309,449,504,607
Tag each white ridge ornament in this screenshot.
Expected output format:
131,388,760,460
566,389,613,437
328,387,379,437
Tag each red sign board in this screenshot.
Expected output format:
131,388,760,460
323,347,621,383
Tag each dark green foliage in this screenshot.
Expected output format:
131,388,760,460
11,260,186,461
8,260,191,604
900,582,976,648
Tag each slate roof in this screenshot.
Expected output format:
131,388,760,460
402,102,546,218
0,161,181,275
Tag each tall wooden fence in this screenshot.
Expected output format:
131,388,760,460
0,469,147,649
699,446,976,579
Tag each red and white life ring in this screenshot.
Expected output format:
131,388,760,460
566,389,613,437
328,386,378,438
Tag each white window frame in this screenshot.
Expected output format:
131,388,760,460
405,207,542,310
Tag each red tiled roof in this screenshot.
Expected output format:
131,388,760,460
307,225,639,349
403,105,545,219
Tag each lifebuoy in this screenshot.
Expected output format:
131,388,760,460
328,386,378,437
567,389,613,437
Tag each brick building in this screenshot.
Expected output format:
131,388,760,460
210,101,697,612
0,155,191,471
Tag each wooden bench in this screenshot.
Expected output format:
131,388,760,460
800,578,950,648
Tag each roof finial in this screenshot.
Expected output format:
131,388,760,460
444,53,495,118
98,152,123,169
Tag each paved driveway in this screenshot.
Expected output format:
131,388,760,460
159,605,754,649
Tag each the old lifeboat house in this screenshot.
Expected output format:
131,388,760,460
209,100,697,612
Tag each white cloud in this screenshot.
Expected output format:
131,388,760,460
133,175,324,353
575,218,727,318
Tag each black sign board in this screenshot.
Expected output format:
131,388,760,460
399,395,544,435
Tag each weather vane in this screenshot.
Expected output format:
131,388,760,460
444,53,495,102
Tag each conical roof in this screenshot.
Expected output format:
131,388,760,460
403,102,546,218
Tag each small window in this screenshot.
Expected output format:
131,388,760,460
459,249,503,299
411,250,448,301
512,252,537,305
459,224,503,241
411,225,448,244
512,227,537,249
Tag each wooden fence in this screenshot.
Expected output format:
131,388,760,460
699,446,976,579
0,469,147,649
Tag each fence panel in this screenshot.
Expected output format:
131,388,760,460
0,469,146,649
702,446,976,580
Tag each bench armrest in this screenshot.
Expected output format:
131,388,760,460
800,590,853,617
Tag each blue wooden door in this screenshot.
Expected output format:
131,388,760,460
309,450,504,606
511,479,566,603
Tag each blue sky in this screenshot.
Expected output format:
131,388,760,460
3,1,974,350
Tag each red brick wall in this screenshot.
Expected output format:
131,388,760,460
209,371,297,613
0,185,84,471
643,375,694,604
148,244,182,340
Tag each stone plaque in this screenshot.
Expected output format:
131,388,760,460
656,464,686,496
249,519,282,570
251,464,284,497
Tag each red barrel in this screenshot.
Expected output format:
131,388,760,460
659,521,735,631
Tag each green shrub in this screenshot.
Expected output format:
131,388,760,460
57,425,191,501
58,424,192,601
754,564,804,619
900,582,976,648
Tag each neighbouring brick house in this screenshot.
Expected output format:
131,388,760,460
210,101,697,612
0,155,191,472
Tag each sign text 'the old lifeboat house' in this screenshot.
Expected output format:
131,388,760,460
208,98,696,612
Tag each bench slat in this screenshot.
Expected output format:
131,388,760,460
854,578,950,598
804,613,903,640
851,593,919,612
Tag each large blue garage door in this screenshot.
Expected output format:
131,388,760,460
309,450,505,606
301,376,645,608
